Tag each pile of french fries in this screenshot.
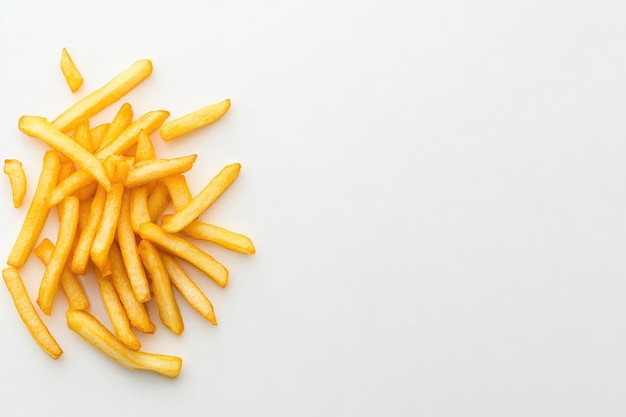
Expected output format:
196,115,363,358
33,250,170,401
2,50,254,378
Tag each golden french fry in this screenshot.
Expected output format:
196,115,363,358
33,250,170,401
138,240,183,335
91,182,124,271
147,181,171,221
66,310,182,378
160,99,230,141
60,48,84,93
4,159,27,208
90,123,110,150
103,155,132,184
116,189,150,302
47,110,169,207
138,223,228,287
34,238,89,311
37,196,80,315
53,59,152,133
125,155,197,188
162,174,192,211
99,103,133,150
19,116,111,191
161,163,240,233
74,121,94,153
78,181,98,200
130,186,151,233
95,267,141,351
72,185,106,275
109,242,155,333
78,196,92,230
135,129,156,162
161,253,217,325
168,217,255,254
2,267,63,359
8,150,60,268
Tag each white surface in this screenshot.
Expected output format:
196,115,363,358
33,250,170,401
2,0,626,415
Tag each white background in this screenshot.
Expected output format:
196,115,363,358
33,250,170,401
1,0,626,415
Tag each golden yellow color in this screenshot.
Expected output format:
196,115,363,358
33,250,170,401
99,103,133,150
66,310,182,378
2,267,63,359
60,48,84,93
125,155,197,188
160,99,230,141
172,218,255,254
90,182,124,271
162,174,192,211
4,159,26,208
71,186,106,275
147,181,171,221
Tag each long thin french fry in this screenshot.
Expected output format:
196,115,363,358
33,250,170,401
162,174,192,211
160,99,230,141
130,186,151,233
72,185,107,275
91,182,124,271
169,217,255,254
125,155,197,188
147,181,171,221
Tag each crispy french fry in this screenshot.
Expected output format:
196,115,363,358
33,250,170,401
47,110,169,206
103,155,132,183
90,123,110,150
125,155,197,188
109,242,155,333
66,310,182,378
162,174,192,211
37,196,80,315
130,186,151,233
95,268,141,351
8,150,60,268
19,116,111,191
2,267,63,359
91,182,124,271
72,185,106,275
78,196,92,230
138,223,228,287
78,182,98,201
147,181,170,221
60,48,84,93
160,99,230,141
4,159,27,208
161,254,217,325
53,59,152,133
74,120,94,153
161,163,240,233
134,129,156,162
168,217,255,254
34,239,89,311
138,240,183,335
99,103,133,150
116,189,150,302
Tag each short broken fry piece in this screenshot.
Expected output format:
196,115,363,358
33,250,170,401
139,223,228,287
4,159,26,208
60,48,84,93
66,310,182,378
2,267,63,359
37,196,80,315
138,240,184,335
170,217,255,254
95,268,141,351
34,238,89,311
125,155,197,188
90,182,124,271
52,59,152,133
19,116,111,191
8,150,60,268
162,253,217,325
160,99,230,141
72,185,107,275
161,163,240,233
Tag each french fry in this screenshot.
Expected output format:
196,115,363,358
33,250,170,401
66,310,182,378
160,99,230,141
99,103,133,150
53,59,152,133
4,159,27,208
147,181,171,221
130,186,151,233
161,253,217,325
134,129,156,162
8,150,60,268
71,185,106,275
89,123,110,150
19,116,111,191
74,120,94,154
125,155,197,188
161,163,240,233
47,110,169,206
169,217,255,254
34,239,89,311
91,182,124,271
138,223,228,287
78,182,98,201
37,196,80,315
60,48,84,93
78,196,92,230
109,242,155,333
162,174,192,211
2,267,63,359
138,240,183,335
116,189,150,302
95,267,141,351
